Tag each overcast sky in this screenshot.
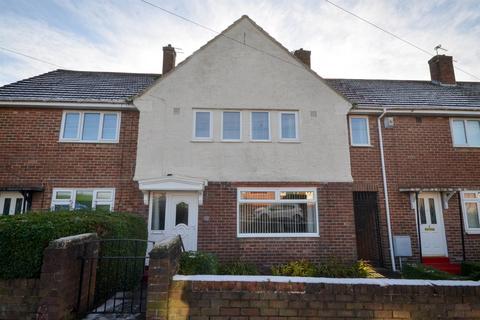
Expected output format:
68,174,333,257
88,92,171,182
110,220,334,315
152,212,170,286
0,0,479,86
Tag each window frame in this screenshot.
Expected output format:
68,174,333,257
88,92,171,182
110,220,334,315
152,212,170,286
278,111,299,142
236,187,319,238
349,115,371,147
51,188,115,211
250,111,271,142
192,110,213,141
460,191,480,234
59,111,121,143
221,111,242,142
450,118,480,148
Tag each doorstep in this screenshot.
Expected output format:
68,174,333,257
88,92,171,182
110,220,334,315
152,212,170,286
423,257,461,275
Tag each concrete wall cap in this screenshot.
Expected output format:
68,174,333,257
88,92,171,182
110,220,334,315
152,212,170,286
149,235,181,258
48,233,99,249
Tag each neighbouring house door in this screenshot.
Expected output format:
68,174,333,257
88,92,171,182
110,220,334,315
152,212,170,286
418,192,448,257
148,192,198,251
0,192,24,215
353,192,383,266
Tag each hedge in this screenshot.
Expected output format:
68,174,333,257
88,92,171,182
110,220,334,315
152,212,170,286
0,211,147,279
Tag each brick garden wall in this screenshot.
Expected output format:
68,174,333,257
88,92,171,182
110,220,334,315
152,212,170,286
0,233,99,320
350,115,480,266
147,236,480,320
0,279,40,320
167,278,480,319
0,107,147,217
198,182,357,267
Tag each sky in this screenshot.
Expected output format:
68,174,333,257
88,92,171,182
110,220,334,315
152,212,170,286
0,0,479,86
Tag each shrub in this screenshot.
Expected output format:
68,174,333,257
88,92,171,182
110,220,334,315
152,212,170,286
402,263,459,280
461,262,480,280
219,261,259,275
317,259,372,278
0,211,147,279
178,251,219,275
271,260,318,277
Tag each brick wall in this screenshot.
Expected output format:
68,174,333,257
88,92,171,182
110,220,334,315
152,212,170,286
0,107,147,216
350,115,480,266
0,279,40,320
0,233,99,320
167,278,480,319
198,182,357,267
146,240,480,320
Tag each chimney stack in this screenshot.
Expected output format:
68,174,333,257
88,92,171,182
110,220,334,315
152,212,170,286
428,55,456,85
293,48,311,68
162,44,176,74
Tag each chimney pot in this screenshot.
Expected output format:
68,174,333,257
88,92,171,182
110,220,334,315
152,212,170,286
293,48,311,67
163,44,176,74
428,54,456,85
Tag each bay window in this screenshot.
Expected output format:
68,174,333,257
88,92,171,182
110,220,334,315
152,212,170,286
51,188,115,211
237,188,318,237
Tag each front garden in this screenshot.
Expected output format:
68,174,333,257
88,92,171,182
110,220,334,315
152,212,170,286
177,251,480,281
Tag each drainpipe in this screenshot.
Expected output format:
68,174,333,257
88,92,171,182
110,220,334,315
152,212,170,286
378,108,397,272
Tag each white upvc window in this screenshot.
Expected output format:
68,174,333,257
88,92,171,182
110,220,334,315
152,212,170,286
461,191,480,234
451,119,480,147
349,116,370,146
250,111,271,141
60,111,120,143
51,188,115,211
222,111,242,141
193,110,213,140
279,111,299,141
237,188,319,237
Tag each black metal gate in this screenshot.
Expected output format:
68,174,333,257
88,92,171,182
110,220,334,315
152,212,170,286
78,239,154,315
353,192,383,266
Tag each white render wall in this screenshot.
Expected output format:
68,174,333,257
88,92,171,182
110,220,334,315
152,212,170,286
134,17,353,183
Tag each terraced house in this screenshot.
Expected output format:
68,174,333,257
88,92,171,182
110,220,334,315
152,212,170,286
0,16,479,272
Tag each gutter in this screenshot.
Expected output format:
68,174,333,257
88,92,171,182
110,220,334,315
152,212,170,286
377,108,397,272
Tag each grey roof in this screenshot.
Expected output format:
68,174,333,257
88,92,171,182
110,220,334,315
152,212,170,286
0,69,160,103
326,79,480,109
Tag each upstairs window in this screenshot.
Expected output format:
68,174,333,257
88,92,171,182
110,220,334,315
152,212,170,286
60,111,120,143
251,112,270,141
51,188,115,211
222,111,241,141
193,111,212,140
350,116,370,146
280,112,298,140
237,188,318,237
451,119,480,147
461,191,480,233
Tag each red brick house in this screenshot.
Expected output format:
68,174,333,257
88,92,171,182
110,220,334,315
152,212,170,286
330,55,480,271
1,16,479,271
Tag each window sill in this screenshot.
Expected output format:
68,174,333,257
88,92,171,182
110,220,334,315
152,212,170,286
249,140,272,143
58,140,119,144
453,145,480,149
464,229,480,235
351,144,373,148
221,140,243,143
191,139,213,143
278,140,301,144
237,233,319,238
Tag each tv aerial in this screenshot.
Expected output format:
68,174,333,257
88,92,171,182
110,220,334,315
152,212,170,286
434,44,447,55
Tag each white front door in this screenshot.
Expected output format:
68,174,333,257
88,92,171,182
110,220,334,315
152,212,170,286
0,192,24,216
148,192,198,251
418,192,448,257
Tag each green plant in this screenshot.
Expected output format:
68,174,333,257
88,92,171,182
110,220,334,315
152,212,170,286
178,251,219,275
317,259,373,278
0,211,147,279
461,262,480,280
219,261,259,275
402,263,459,280
271,260,318,277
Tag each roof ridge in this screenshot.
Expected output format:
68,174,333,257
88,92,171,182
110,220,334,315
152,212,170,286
56,69,161,76
327,78,480,84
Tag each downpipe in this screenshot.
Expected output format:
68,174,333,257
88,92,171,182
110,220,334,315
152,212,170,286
378,108,397,272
